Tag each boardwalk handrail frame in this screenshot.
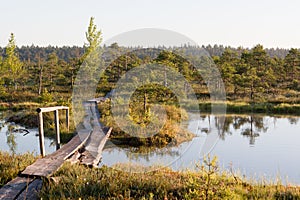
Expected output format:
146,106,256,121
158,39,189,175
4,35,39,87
37,106,69,157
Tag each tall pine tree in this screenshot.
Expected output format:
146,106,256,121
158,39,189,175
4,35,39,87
2,33,23,91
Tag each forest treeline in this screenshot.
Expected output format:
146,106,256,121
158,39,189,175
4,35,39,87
0,44,292,63
0,27,299,104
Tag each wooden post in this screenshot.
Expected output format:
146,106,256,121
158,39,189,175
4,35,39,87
66,108,69,132
37,106,69,155
54,110,60,150
37,111,45,157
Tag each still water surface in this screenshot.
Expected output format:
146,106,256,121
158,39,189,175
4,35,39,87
0,116,56,155
1,112,299,184
101,113,300,184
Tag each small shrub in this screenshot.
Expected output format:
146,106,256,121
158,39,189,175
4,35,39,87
38,89,54,104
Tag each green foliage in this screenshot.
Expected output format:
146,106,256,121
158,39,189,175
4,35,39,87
215,48,238,93
38,88,54,104
185,156,234,200
0,25,300,112
0,151,36,187
234,45,275,101
0,56,6,96
83,17,102,70
75,16,103,94
7,111,39,128
284,48,300,90
84,17,102,55
40,163,187,199
99,98,193,148
2,33,24,91
197,101,300,115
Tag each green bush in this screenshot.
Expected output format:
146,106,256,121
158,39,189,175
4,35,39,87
38,88,54,104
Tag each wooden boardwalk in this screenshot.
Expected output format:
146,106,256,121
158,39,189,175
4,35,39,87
0,177,34,200
21,134,90,177
0,98,111,199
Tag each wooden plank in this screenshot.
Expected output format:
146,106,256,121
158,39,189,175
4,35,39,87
86,97,105,103
81,127,112,167
72,100,112,167
36,106,69,113
80,101,104,166
67,151,81,164
0,177,33,200
82,102,94,131
102,140,116,150
21,158,65,177
90,101,101,121
93,127,112,163
16,179,43,200
66,101,102,165
79,151,94,166
20,98,108,178
22,133,90,177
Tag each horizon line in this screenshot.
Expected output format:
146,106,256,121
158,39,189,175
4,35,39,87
0,43,297,50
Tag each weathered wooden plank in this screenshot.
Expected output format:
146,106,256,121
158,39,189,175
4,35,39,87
102,140,116,150
86,101,111,166
67,151,81,164
84,127,111,152
20,98,108,178
86,97,105,103
0,177,33,200
68,100,111,167
79,151,94,166
82,102,94,131
36,106,69,113
50,133,89,160
22,158,65,177
22,133,90,177
81,127,112,167
90,101,101,121
93,127,112,161
16,179,43,200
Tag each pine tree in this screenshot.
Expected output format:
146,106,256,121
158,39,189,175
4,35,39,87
0,55,6,96
217,48,238,94
73,16,103,106
238,45,275,101
284,48,300,90
81,17,103,86
2,33,23,91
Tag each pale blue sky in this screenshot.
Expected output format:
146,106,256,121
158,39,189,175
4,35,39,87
1,0,300,48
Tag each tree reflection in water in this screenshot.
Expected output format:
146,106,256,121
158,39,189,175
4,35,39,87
101,114,300,165
0,119,17,154
6,124,17,154
206,114,299,145
287,117,299,125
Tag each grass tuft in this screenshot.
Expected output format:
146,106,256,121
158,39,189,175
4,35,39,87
0,151,37,187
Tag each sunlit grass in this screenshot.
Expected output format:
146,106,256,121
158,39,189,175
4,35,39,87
195,101,300,115
0,151,37,187
38,157,300,199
